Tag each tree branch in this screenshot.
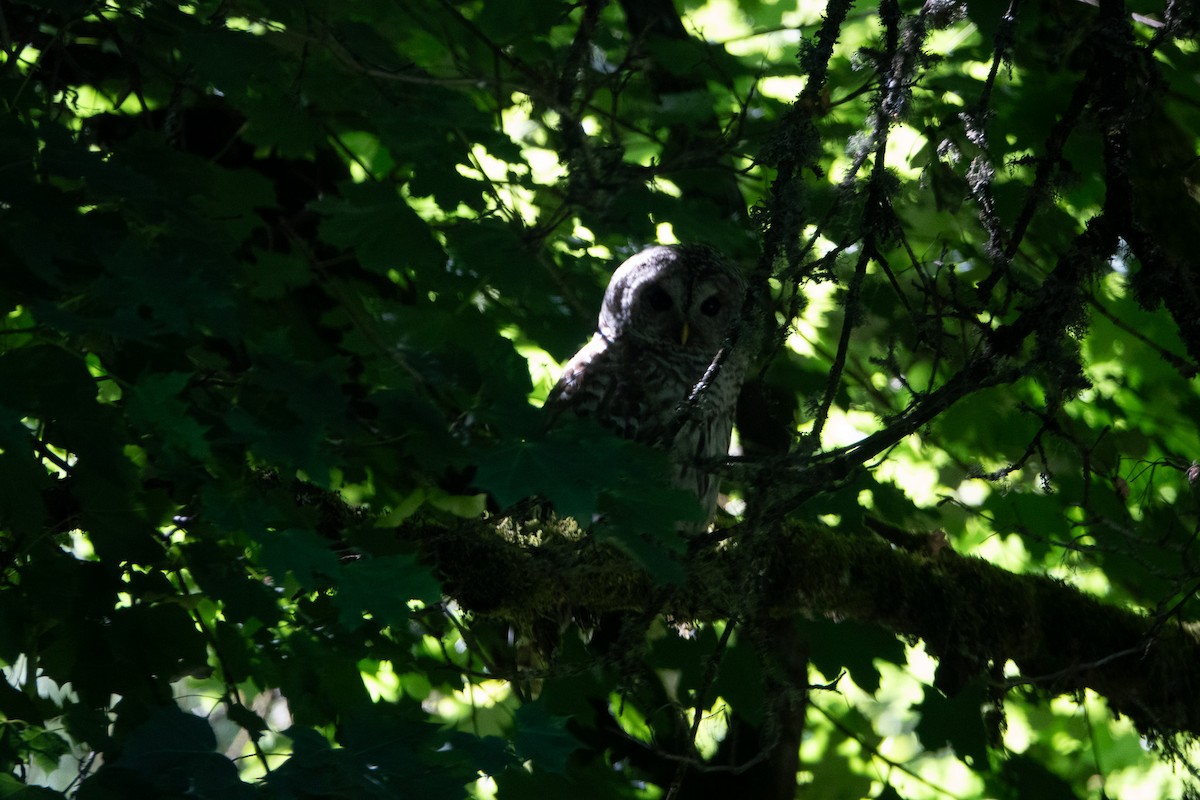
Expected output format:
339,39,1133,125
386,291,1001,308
408,515,1200,739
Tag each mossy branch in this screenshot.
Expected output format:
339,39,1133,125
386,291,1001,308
407,514,1200,739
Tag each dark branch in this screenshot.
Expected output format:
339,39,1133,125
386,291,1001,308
408,515,1200,739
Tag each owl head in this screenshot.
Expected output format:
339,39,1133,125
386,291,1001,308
597,244,746,355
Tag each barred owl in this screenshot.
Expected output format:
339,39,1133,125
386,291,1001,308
546,244,748,521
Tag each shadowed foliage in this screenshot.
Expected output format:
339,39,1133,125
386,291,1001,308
2,0,1200,798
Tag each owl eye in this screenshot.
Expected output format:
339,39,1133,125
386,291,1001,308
647,285,674,311
700,296,722,316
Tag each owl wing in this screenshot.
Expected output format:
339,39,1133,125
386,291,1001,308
544,334,647,440
544,335,605,411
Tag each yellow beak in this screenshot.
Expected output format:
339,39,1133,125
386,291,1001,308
680,322,690,346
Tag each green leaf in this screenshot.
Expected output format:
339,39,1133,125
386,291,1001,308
807,743,874,800
333,553,442,630
914,681,990,766
255,527,340,590
126,372,211,461
590,517,687,584
473,430,601,521
995,754,1081,799
0,412,50,540
653,91,717,125
511,702,579,774
175,18,284,98
643,36,741,84
474,419,690,524
475,0,569,44
314,182,444,274
0,774,65,799
445,731,516,777
801,618,905,694
120,706,217,759
241,94,327,158
19,727,71,775
97,706,255,800
710,636,766,725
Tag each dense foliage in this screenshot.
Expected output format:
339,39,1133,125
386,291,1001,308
3,0,1200,797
